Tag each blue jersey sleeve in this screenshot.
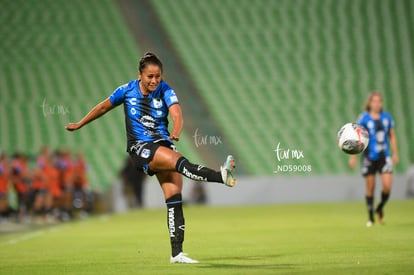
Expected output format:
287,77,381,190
109,83,128,106
161,82,179,107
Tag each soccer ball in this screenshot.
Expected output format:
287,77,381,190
337,123,369,154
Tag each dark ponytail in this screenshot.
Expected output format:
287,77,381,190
138,52,163,73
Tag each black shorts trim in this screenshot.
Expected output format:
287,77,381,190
128,139,176,176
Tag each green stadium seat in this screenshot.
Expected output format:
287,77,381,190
150,0,413,174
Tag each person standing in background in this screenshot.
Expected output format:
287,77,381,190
349,92,399,227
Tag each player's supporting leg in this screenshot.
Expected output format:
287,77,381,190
365,175,376,227
157,171,198,264
150,146,236,187
376,173,392,224
166,193,185,257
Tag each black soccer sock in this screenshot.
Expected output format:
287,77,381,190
176,157,222,183
376,192,390,213
166,193,185,257
365,196,374,222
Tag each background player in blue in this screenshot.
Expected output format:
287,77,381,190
349,92,399,227
66,52,236,263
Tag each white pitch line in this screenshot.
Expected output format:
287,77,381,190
0,223,67,246
1,230,45,246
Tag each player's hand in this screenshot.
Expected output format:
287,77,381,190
348,156,357,169
65,122,81,131
169,134,180,141
393,154,399,166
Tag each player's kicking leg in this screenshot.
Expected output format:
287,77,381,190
220,155,236,187
175,154,236,187
150,146,237,187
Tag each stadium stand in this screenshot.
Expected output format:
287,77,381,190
0,0,202,189
150,0,414,174
0,0,133,189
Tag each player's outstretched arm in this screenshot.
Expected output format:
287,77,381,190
65,98,115,131
168,104,183,141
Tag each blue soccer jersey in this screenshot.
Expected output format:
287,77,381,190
109,79,179,151
357,111,394,160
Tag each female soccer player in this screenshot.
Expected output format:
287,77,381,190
66,52,236,263
349,92,399,227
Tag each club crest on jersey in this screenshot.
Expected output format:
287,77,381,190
140,149,151,159
152,98,163,109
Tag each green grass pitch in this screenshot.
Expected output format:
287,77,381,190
1,200,413,274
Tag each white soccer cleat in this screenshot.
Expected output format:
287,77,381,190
221,155,236,187
366,221,374,227
170,252,199,264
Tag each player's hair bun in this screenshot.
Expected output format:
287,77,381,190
138,52,163,73
144,52,155,57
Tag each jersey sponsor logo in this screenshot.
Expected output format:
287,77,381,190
140,149,151,159
382,118,389,130
139,115,156,129
144,130,157,136
155,110,163,118
168,89,178,103
129,98,138,115
367,120,374,130
129,98,137,105
170,95,178,103
128,97,138,115
182,167,207,181
374,143,386,152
